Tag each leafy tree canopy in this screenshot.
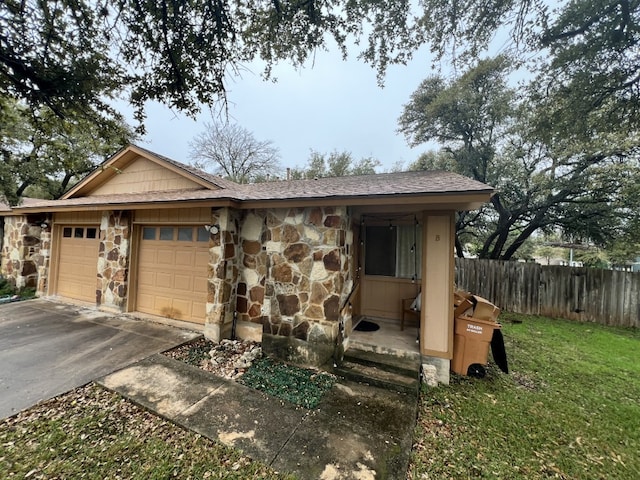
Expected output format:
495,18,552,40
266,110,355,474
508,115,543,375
0,97,133,205
3,1,636,134
0,0,418,125
400,57,640,260
290,150,381,179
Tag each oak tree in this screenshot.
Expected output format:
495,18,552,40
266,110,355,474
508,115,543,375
400,57,640,260
0,97,132,205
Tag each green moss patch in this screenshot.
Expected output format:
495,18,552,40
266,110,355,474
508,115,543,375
239,357,336,409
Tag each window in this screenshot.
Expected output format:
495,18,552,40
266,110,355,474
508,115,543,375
177,227,193,241
396,225,422,279
159,227,173,241
143,226,209,242
364,224,422,278
142,227,156,240
62,226,99,240
197,227,210,242
365,226,396,276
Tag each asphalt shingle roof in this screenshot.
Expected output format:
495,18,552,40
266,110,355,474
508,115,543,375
2,147,493,212
236,170,491,201
8,169,491,211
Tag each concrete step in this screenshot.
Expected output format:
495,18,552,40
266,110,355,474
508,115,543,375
348,336,422,364
343,348,421,378
331,349,421,396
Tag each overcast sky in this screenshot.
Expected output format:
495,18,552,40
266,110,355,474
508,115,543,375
132,46,439,173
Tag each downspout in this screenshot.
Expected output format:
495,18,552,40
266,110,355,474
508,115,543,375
231,310,238,340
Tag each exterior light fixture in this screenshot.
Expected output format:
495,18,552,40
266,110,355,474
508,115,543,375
204,224,220,235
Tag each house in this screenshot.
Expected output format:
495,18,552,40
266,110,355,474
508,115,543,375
0,145,493,382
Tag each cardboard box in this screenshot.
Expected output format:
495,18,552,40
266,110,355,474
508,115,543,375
454,290,474,317
472,295,500,322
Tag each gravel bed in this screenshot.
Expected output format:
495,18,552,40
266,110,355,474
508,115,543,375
163,337,262,380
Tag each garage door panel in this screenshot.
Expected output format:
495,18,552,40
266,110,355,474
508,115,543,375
194,277,208,292
81,264,97,276
192,301,206,317
136,293,154,309
173,274,193,290
175,251,195,267
153,295,172,308
138,271,155,287
81,283,97,300
156,249,175,265
136,226,208,324
138,252,156,265
171,299,191,319
155,272,173,289
194,250,209,266
56,225,100,303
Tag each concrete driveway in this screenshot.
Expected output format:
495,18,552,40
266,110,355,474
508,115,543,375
0,299,199,419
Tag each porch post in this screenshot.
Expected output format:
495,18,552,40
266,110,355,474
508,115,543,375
420,212,455,384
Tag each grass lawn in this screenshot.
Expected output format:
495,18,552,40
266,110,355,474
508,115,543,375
409,313,640,479
0,384,293,479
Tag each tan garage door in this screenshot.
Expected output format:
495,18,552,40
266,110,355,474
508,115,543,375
136,226,209,324
56,226,100,302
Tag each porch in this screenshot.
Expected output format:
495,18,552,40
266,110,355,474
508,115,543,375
349,210,457,383
349,316,420,360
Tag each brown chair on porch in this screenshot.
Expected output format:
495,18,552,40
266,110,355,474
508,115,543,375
401,297,420,331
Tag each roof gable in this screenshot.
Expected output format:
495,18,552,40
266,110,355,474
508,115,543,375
62,145,231,199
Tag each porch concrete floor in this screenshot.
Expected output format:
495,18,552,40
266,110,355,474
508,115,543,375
349,317,420,359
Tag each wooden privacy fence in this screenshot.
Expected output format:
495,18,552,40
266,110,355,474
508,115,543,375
455,258,640,328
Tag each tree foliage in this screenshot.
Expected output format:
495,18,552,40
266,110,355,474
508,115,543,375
0,0,637,140
0,98,132,205
2,1,636,131
2,0,640,233
189,121,281,184
0,0,419,124
290,150,381,179
400,57,640,260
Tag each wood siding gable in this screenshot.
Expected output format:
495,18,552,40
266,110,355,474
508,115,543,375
89,156,205,195
62,145,221,199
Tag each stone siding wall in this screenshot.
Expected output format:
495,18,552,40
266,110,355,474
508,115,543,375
34,222,51,295
235,206,354,366
205,207,240,341
0,215,50,292
97,211,131,310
